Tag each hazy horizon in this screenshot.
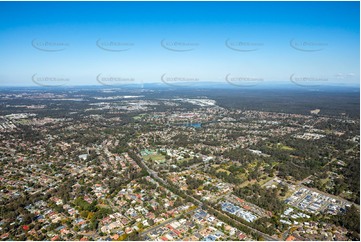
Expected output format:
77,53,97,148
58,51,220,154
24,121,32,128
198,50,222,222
0,1,359,88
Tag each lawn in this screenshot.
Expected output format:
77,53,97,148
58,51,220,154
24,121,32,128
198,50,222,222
143,153,165,162
268,142,295,151
216,168,231,175
133,113,147,120
276,143,295,151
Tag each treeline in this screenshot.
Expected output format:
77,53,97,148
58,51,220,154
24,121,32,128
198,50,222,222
223,147,258,164
343,157,360,204
127,151,149,175
211,89,360,118
277,160,313,181
330,205,360,240
177,156,203,169
206,166,244,185
234,183,285,213
314,118,359,134
171,134,196,147
186,176,203,190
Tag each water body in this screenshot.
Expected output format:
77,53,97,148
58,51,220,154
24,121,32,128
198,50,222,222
183,122,202,128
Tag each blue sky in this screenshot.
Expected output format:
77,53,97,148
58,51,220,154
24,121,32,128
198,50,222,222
0,1,359,87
